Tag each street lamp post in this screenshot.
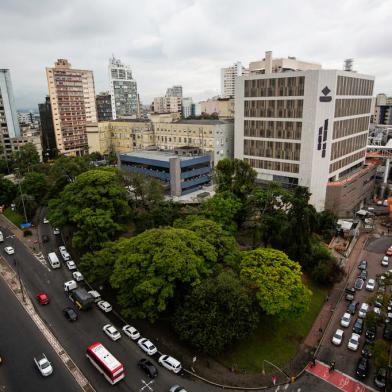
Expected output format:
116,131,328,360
15,167,28,224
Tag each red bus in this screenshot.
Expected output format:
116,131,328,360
86,342,125,385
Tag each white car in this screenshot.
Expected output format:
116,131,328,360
43,217,49,224
382,256,389,267
347,333,360,351
97,300,112,313
366,279,376,291
66,260,76,270
137,338,158,356
331,329,344,346
34,353,53,376
59,246,70,261
53,228,60,235
374,306,381,315
88,290,101,302
103,324,121,341
358,303,369,318
340,312,351,328
158,355,182,373
4,246,15,255
72,271,84,281
122,324,140,340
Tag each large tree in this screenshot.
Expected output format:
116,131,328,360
240,248,312,317
0,177,17,207
21,172,47,201
110,227,217,321
174,270,259,354
12,143,40,173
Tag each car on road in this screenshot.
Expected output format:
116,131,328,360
365,278,376,291
365,326,376,341
358,303,369,318
43,217,49,224
138,358,158,378
53,228,60,235
348,333,360,351
358,270,367,281
59,246,71,261
358,260,367,270
170,386,188,392
36,292,49,305
137,338,158,356
361,341,374,358
345,287,355,301
0,230,3,242
122,325,140,340
64,280,77,292
353,318,364,334
97,300,112,313
382,256,389,267
356,357,369,378
354,278,364,290
88,290,101,302
66,260,76,270
72,271,84,281
63,307,78,321
386,247,392,257
34,354,53,376
158,355,182,373
41,234,49,243
347,301,359,315
4,246,14,255
374,367,387,389
103,324,121,341
340,312,351,327
374,306,381,316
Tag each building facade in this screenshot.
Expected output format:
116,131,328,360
373,93,392,125
182,97,193,118
221,62,246,99
45,59,97,156
166,85,183,97
38,96,57,159
200,97,234,119
108,57,138,119
235,52,374,213
96,92,112,121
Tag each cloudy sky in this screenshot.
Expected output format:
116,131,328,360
1,0,391,110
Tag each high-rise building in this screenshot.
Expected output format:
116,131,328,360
17,111,35,125
108,57,138,119
153,85,184,114
373,93,392,125
166,85,183,98
45,59,97,156
182,97,193,118
221,62,246,99
235,51,375,216
38,96,57,159
96,92,112,121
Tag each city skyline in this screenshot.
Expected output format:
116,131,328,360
1,0,391,110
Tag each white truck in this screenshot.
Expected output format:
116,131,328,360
34,354,53,376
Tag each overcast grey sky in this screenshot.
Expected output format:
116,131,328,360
1,0,391,110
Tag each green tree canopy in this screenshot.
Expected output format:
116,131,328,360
0,177,17,206
12,143,40,173
21,172,47,201
374,340,389,368
174,270,260,354
240,248,312,317
110,227,217,321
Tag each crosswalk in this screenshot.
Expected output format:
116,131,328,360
33,252,51,272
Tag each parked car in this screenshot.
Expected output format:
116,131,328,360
347,301,359,315
374,367,387,389
138,358,158,378
354,278,364,290
358,260,367,270
103,324,121,341
36,292,49,305
365,325,376,341
386,247,392,256
358,270,367,281
88,290,101,302
63,307,78,321
358,303,369,318
137,338,158,356
97,300,112,313
374,306,381,316
341,312,352,328
361,341,374,358
382,256,389,267
66,260,76,270
59,246,70,261
43,217,49,224
366,279,376,291
4,246,15,255
356,357,369,378
34,354,53,376
158,355,182,373
122,325,140,340
72,271,84,281
348,333,360,351
345,287,356,301
170,386,187,392
353,318,364,335
53,228,60,235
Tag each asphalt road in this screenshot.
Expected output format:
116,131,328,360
286,371,340,392
0,276,81,392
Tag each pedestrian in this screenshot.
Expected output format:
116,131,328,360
329,361,335,373
311,356,316,367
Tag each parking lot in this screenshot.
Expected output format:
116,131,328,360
317,235,392,389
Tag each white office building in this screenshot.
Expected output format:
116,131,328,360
221,62,246,99
0,69,20,139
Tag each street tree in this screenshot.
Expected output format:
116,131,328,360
21,172,47,201
0,177,17,206
12,143,40,173
174,270,260,354
240,248,312,317
374,340,389,368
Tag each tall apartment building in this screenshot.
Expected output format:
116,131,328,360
17,111,35,125
45,59,97,156
235,51,374,215
108,57,138,119
182,97,193,118
373,93,392,125
38,96,57,159
153,85,183,114
96,92,112,121
221,62,246,99
166,85,183,97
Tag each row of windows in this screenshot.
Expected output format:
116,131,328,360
333,116,370,139
244,77,305,97
336,76,374,96
330,133,368,161
245,158,299,173
244,139,301,161
244,120,302,140
156,128,214,135
335,98,372,118
244,99,303,118
329,150,365,173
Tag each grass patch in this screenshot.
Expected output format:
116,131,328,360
3,208,24,228
220,281,327,373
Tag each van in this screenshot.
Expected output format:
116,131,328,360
64,280,77,292
0,230,3,242
88,290,101,303
48,252,60,269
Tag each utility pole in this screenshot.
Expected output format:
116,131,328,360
15,167,28,224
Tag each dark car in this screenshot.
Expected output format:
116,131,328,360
345,287,355,301
356,357,369,379
361,341,374,358
354,278,364,290
358,260,367,270
353,318,364,334
374,367,387,389
347,301,359,315
358,270,367,281
63,307,78,321
383,324,392,340
138,358,158,378
41,234,49,243
365,325,376,341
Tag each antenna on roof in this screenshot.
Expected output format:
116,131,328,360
344,59,354,72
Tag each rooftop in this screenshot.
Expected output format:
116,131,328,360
175,119,230,125
120,149,206,162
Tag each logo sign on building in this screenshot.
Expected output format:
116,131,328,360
319,86,332,102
